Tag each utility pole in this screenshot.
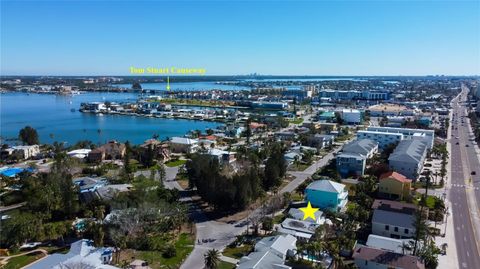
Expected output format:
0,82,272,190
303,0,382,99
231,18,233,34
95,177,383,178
443,207,450,237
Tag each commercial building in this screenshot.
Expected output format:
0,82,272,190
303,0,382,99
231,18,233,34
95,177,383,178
342,109,362,124
368,104,415,117
366,126,434,149
356,130,404,150
388,139,428,180
318,90,389,101
305,180,348,212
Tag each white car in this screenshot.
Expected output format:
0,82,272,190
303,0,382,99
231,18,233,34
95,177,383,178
20,242,42,249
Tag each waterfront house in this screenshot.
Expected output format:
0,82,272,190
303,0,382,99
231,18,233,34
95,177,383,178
304,180,348,212
169,137,199,153
88,141,126,163
371,199,417,239
204,148,235,164
140,139,170,161
67,149,92,159
2,145,40,160
378,171,412,200
352,245,425,269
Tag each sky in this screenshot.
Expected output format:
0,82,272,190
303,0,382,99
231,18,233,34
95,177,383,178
1,0,479,76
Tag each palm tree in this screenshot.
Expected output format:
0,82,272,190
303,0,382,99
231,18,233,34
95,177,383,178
204,249,220,269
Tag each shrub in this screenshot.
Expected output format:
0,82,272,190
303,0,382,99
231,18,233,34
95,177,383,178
162,244,176,258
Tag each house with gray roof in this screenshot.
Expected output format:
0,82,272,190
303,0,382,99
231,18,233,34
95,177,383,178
388,139,428,180
336,139,378,177
305,180,348,212
366,234,415,255
25,239,118,269
371,200,417,239
341,139,378,158
353,245,425,269
237,235,296,269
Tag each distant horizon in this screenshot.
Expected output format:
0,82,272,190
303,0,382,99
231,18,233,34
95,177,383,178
1,74,479,78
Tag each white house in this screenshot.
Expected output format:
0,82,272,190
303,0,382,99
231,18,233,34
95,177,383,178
25,239,118,269
9,145,40,159
237,235,296,269
169,137,199,153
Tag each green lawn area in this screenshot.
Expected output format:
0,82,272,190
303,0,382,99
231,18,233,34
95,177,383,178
414,194,437,209
165,159,187,167
222,244,252,259
4,251,46,269
290,192,304,202
273,213,286,224
218,261,236,269
289,118,304,125
289,163,310,172
119,233,194,269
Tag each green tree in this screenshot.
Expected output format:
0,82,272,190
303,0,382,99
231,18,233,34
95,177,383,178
262,217,274,233
18,126,39,145
204,249,220,269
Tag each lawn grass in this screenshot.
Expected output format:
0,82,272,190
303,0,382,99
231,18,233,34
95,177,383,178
273,213,286,224
218,261,236,269
165,159,187,167
413,194,437,209
118,233,194,269
289,118,304,125
222,244,252,259
289,163,310,172
290,192,304,202
4,251,46,269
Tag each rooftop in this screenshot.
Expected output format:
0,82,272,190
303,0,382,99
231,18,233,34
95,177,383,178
380,171,412,183
306,179,346,194
353,245,424,269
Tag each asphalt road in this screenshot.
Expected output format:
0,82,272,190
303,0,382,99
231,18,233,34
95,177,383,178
449,87,480,268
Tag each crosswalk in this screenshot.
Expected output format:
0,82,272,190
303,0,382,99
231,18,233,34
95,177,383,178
451,183,480,190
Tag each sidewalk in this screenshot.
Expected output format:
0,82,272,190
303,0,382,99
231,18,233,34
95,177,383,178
435,102,459,269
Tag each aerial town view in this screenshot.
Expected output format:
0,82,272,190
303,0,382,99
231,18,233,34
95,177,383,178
0,1,479,269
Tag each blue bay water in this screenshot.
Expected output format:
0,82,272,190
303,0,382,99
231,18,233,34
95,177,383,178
113,81,248,91
1,92,221,146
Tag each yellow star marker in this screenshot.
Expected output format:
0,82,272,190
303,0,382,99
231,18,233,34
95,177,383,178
300,202,319,221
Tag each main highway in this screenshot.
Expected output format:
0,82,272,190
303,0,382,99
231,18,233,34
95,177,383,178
449,85,480,268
